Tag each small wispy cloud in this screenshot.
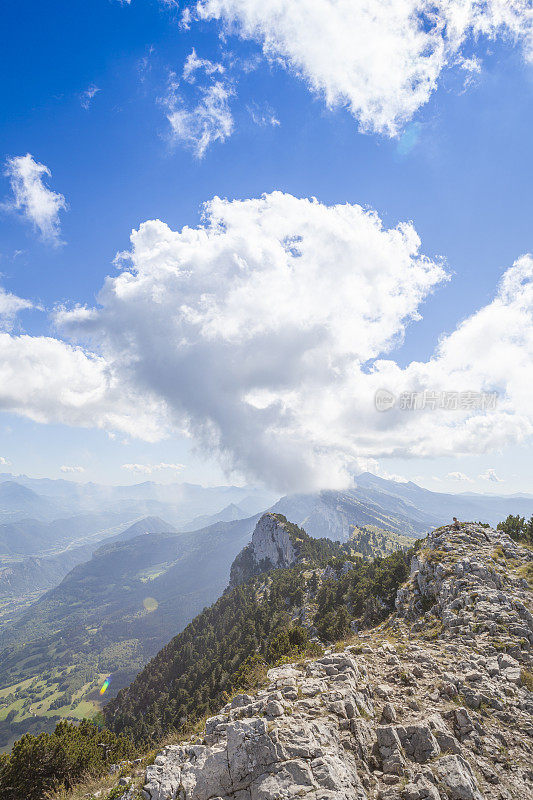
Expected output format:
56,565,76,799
247,101,280,127
164,51,234,159
162,49,235,158
179,6,192,29
167,82,234,158
80,84,100,110
479,468,504,483
0,287,33,330
446,471,474,483
122,462,186,474
458,55,483,92
4,154,67,245
0,456,11,467
60,465,85,474
183,48,224,83
138,45,155,83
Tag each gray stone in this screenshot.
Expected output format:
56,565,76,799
435,754,484,799
141,522,532,800
381,703,397,723
397,724,440,763
265,699,284,717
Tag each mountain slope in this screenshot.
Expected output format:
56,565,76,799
354,472,533,528
131,522,533,800
0,510,161,558
229,512,342,586
1,475,278,528
0,482,61,524
0,517,175,605
0,515,263,746
270,474,533,541
104,514,412,743
3,520,532,800
270,486,434,539
180,503,246,532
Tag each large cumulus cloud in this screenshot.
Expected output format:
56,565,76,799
43,191,530,490
0,192,530,489
196,0,533,135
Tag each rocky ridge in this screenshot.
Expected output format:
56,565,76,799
136,522,532,800
229,514,302,586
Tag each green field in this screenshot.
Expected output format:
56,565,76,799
0,666,109,751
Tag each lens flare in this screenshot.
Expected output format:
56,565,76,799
143,597,158,612
100,678,110,695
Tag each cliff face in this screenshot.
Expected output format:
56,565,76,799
229,513,299,586
140,523,533,800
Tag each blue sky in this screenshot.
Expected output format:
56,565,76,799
0,0,532,493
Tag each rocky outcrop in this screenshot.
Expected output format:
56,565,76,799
396,522,533,661
140,523,533,800
229,513,298,586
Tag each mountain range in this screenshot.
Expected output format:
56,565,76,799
0,472,530,750
272,472,533,540
1,511,532,800
0,474,277,559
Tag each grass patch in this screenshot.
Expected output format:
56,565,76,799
516,562,533,588
520,668,533,691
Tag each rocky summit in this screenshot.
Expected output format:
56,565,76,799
140,523,532,800
229,513,302,586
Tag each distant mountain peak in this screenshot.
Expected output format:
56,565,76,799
228,513,342,587
229,513,298,586
250,513,298,568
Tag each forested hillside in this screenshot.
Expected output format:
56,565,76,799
2,513,530,800
0,517,258,748
105,539,413,743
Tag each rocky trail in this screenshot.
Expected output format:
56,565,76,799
118,523,532,800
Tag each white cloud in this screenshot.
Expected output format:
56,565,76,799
165,58,234,158
4,154,67,244
180,7,193,29
480,468,504,482
60,464,85,473
56,192,448,490
166,81,234,157
122,462,185,474
0,333,168,440
446,471,474,482
80,84,100,110
353,457,408,483
0,288,33,330
1,192,531,492
183,48,225,82
196,0,533,136
0,456,11,466
247,101,280,127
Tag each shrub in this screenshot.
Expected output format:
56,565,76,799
0,719,135,800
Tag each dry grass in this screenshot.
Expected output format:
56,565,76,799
521,668,533,692
516,562,533,588
46,773,121,800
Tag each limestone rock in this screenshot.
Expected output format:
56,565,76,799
142,523,532,800
229,513,298,585
436,754,484,799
